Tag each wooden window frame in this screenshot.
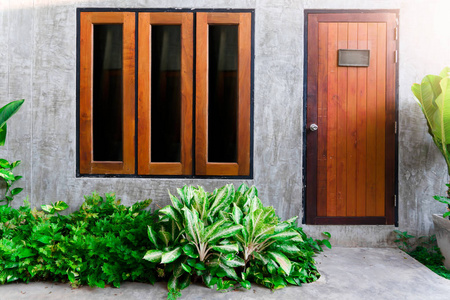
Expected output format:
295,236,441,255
78,10,252,177
79,12,136,174
195,12,251,176
138,13,193,175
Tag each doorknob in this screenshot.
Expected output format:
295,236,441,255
310,123,318,131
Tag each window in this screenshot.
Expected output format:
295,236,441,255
78,10,252,177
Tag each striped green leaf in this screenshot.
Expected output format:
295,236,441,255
268,251,292,275
206,224,243,243
159,205,183,230
220,254,245,268
147,225,158,248
211,243,239,254
158,231,172,247
143,250,163,263
182,207,201,244
231,204,243,225
161,247,182,264
169,192,184,212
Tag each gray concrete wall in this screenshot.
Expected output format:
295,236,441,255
1,0,449,246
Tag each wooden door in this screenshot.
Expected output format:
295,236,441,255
306,12,397,225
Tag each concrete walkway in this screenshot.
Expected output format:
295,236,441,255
2,247,450,300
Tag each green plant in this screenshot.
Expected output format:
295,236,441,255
394,232,450,280
393,230,415,251
0,159,22,206
0,100,24,206
144,184,330,298
412,68,450,213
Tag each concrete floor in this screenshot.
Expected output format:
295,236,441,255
2,247,450,300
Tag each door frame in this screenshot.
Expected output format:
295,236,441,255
303,10,399,226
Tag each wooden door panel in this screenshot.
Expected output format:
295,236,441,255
306,12,397,225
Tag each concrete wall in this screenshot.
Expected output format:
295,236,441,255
1,0,449,246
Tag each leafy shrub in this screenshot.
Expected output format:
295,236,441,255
0,185,329,300
0,193,156,287
144,184,331,298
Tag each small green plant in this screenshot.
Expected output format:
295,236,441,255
393,230,415,252
0,100,24,206
394,231,450,280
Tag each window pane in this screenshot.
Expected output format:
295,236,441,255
93,24,123,161
208,25,238,163
151,25,182,162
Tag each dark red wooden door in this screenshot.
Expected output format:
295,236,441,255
306,12,397,225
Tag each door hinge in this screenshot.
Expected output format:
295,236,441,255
394,121,397,134
394,50,398,63
394,27,398,40
394,195,397,207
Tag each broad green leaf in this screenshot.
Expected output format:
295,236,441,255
143,249,163,263
0,169,15,181
220,254,245,268
206,224,243,243
0,99,24,145
237,183,249,194
160,205,183,230
322,231,331,238
231,204,243,225
147,226,159,248
211,243,239,254
194,262,206,270
169,191,184,212
159,231,172,247
182,244,199,258
182,207,200,244
240,280,251,290
11,160,20,169
203,219,227,241
54,201,69,211
275,244,301,254
268,251,292,275
267,229,300,242
209,184,235,219
253,252,270,264
10,187,23,196
41,204,55,214
322,240,332,249
0,158,10,168
181,263,191,273
218,263,238,280
161,247,182,264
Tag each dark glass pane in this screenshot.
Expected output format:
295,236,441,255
151,26,182,162
93,24,123,161
208,25,238,163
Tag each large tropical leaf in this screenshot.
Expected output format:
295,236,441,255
0,99,24,145
436,77,450,145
